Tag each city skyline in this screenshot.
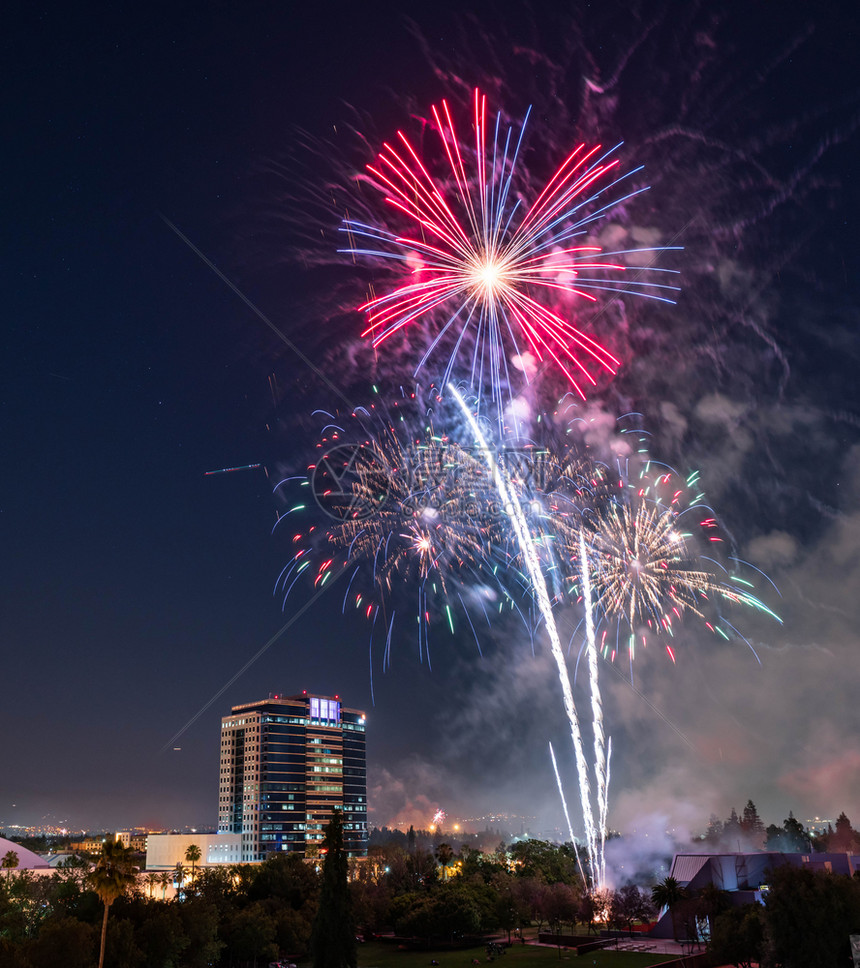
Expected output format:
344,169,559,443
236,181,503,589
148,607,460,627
3,0,860,854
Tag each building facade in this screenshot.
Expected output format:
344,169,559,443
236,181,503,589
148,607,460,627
652,851,860,938
116,830,149,853
218,693,367,862
145,832,242,870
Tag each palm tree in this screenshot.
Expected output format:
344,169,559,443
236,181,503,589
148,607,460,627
651,876,688,942
159,869,172,900
435,843,455,881
87,840,138,968
144,871,160,899
173,862,185,899
184,843,201,890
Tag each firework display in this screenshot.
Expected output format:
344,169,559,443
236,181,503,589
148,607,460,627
275,397,539,671
325,428,496,599
342,88,680,401
277,391,779,887
571,458,782,666
278,394,780,887
278,85,783,889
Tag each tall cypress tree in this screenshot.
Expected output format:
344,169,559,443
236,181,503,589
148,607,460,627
311,811,357,968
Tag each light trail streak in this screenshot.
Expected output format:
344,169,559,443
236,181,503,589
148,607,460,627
204,463,264,476
580,528,607,887
549,741,586,884
450,382,601,884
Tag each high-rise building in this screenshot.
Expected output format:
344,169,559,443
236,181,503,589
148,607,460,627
218,692,367,862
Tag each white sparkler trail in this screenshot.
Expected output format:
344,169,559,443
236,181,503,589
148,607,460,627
449,383,599,878
580,529,607,887
601,736,612,878
549,741,586,885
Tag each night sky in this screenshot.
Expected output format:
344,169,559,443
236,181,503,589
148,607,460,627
3,0,860,857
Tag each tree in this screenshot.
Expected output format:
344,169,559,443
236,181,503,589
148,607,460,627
350,876,390,941
435,843,454,880
508,839,581,885
180,897,226,968
723,807,742,848
514,877,547,931
577,891,596,934
310,811,356,968
709,903,763,968
459,845,506,883
224,901,278,967
650,876,688,941
741,800,766,849
407,846,437,887
86,839,138,968
616,884,652,933
760,862,860,967
491,874,517,944
184,843,202,888
134,904,189,966
605,889,624,933
764,823,785,851
809,822,833,852
1,851,19,881
173,861,186,899
1,869,55,941
27,917,98,968
542,882,578,939
51,855,90,921
249,850,319,908
144,871,160,899
781,812,810,852
228,862,255,896
406,884,487,944
830,812,859,851
696,881,730,937
703,815,724,846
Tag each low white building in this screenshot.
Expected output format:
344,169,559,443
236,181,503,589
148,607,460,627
145,832,241,870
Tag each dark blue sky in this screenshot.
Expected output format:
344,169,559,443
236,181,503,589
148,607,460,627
1,0,503,832
3,1,859,841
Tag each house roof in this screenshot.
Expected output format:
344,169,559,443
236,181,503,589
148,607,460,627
669,853,711,885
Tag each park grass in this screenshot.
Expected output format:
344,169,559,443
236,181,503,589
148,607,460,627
355,940,676,968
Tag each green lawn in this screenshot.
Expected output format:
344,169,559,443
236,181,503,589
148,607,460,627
354,940,676,968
